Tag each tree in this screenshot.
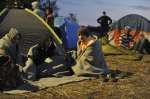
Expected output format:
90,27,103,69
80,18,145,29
0,0,7,11
40,0,59,17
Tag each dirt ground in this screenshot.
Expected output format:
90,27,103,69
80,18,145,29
0,55,150,99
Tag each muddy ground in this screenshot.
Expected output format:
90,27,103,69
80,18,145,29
0,55,150,99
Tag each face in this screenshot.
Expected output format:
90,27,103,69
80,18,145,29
124,28,131,35
12,34,21,44
78,35,88,42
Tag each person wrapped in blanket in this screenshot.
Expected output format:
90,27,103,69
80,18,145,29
0,28,23,90
71,26,109,77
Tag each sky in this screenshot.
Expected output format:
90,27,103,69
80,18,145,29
57,0,150,26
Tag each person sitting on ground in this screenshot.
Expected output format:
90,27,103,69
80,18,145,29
71,26,109,77
0,28,23,89
23,37,56,80
32,1,45,19
0,28,23,66
119,26,134,49
133,34,150,54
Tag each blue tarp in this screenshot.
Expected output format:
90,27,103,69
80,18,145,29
54,17,80,49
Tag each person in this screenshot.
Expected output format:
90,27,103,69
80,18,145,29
0,28,23,65
71,26,109,77
133,34,150,54
23,37,70,80
97,11,112,37
68,13,78,23
32,1,45,19
0,28,23,89
23,37,56,80
119,26,134,49
45,7,54,28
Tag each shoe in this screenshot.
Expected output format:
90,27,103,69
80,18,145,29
99,74,109,82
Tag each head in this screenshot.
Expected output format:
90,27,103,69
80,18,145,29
39,37,51,48
0,55,11,66
102,11,106,15
124,26,132,34
7,28,22,44
139,33,145,40
32,1,39,10
78,26,92,43
45,7,53,15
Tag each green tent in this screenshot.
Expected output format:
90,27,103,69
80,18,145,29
0,8,62,54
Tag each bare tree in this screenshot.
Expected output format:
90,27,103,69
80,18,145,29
40,0,59,17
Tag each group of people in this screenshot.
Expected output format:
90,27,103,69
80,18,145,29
0,26,109,89
0,1,149,90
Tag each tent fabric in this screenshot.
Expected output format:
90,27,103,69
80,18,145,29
0,8,60,54
54,17,80,49
109,14,150,46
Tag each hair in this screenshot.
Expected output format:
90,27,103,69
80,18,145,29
78,26,91,37
45,7,53,13
102,11,106,15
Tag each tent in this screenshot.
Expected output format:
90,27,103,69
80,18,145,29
109,14,150,47
54,16,80,49
0,8,62,54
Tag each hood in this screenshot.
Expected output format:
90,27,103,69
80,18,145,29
6,28,20,40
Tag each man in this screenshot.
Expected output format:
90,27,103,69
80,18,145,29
133,34,150,54
119,26,134,49
97,11,112,37
45,7,54,28
23,37,70,80
0,28,23,89
0,28,22,65
32,1,45,19
23,37,56,80
71,26,109,77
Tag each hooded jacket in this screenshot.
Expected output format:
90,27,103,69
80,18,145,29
0,28,22,65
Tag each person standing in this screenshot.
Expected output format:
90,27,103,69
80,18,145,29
45,7,54,28
32,1,45,19
97,11,112,37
